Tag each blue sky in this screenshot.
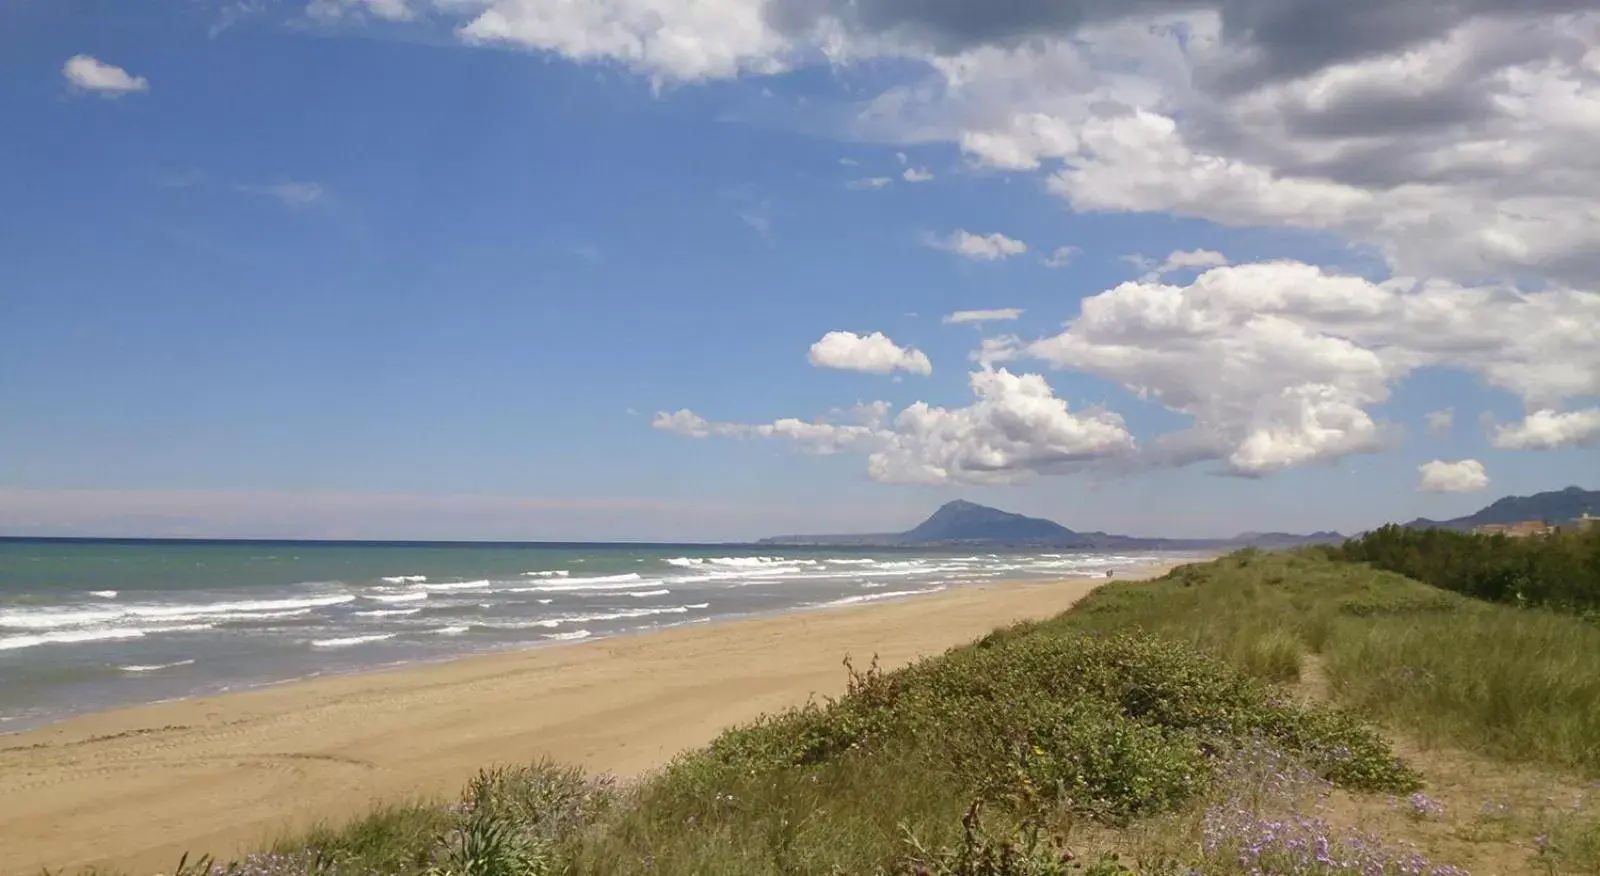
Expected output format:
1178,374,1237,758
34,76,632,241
1,1,1596,541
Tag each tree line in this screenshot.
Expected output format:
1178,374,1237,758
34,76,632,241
1322,524,1600,616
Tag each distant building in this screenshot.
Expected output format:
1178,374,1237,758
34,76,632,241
1570,513,1599,532
1472,520,1554,538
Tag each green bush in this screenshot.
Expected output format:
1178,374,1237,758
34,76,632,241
1328,524,1600,615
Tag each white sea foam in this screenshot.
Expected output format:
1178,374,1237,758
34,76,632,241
810,587,945,609
663,566,805,584
824,558,878,565
353,608,422,618
0,594,355,631
433,625,470,636
0,623,213,652
627,589,671,598
89,590,119,599
521,570,569,577
685,602,710,609
381,575,427,584
311,633,396,648
575,606,688,622
0,628,146,651
212,608,315,623
510,573,656,593
544,630,591,641
664,556,809,569
366,590,429,604
419,579,493,592
118,659,196,673
537,599,553,604
492,605,692,630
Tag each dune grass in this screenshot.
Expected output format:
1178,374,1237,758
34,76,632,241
77,551,1600,875
1049,550,1600,775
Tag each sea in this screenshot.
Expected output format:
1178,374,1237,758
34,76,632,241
0,539,1181,732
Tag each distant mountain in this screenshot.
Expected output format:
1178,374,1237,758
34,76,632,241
1404,486,1600,531
758,500,1343,550
899,500,1090,545
1230,531,1347,549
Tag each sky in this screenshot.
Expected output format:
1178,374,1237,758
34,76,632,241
1,0,1596,542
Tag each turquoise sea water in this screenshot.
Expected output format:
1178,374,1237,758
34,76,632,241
0,539,1175,731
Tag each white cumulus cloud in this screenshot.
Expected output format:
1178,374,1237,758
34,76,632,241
657,258,1598,481
929,229,1028,261
62,55,149,96
807,331,932,376
1026,260,1600,476
1491,408,1600,450
453,0,791,84
653,368,1135,484
396,0,1600,480
1418,459,1490,493
902,167,934,182
1425,409,1454,435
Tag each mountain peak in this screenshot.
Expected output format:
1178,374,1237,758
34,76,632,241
901,500,1084,545
1406,485,1599,530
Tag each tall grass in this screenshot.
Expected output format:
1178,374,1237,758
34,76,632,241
1051,551,1600,774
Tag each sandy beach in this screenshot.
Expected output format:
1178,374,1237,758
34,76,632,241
0,562,1183,875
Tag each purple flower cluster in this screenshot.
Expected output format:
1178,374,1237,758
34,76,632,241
197,850,364,876
1223,734,1328,801
1202,804,1469,875
1200,738,1469,876
1406,793,1445,820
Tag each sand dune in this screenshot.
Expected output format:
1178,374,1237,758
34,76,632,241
0,563,1181,875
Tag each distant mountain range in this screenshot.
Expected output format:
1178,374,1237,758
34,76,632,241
756,486,1598,550
1402,486,1600,531
757,500,1345,550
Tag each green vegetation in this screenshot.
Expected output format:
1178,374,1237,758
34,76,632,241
1324,525,1600,616
1053,549,1600,774
83,550,1600,876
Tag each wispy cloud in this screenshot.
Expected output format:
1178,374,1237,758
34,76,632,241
847,177,894,190
902,167,934,183
1124,249,1229,282
943,308,1022,325
238,181,327,207
306,0,414,22
1043,245,1079,269
926,229,1027,261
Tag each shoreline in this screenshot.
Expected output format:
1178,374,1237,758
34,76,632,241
0,560,1187,876
0,559,1189,738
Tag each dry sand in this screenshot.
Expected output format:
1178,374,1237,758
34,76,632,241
0,562,1185,875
